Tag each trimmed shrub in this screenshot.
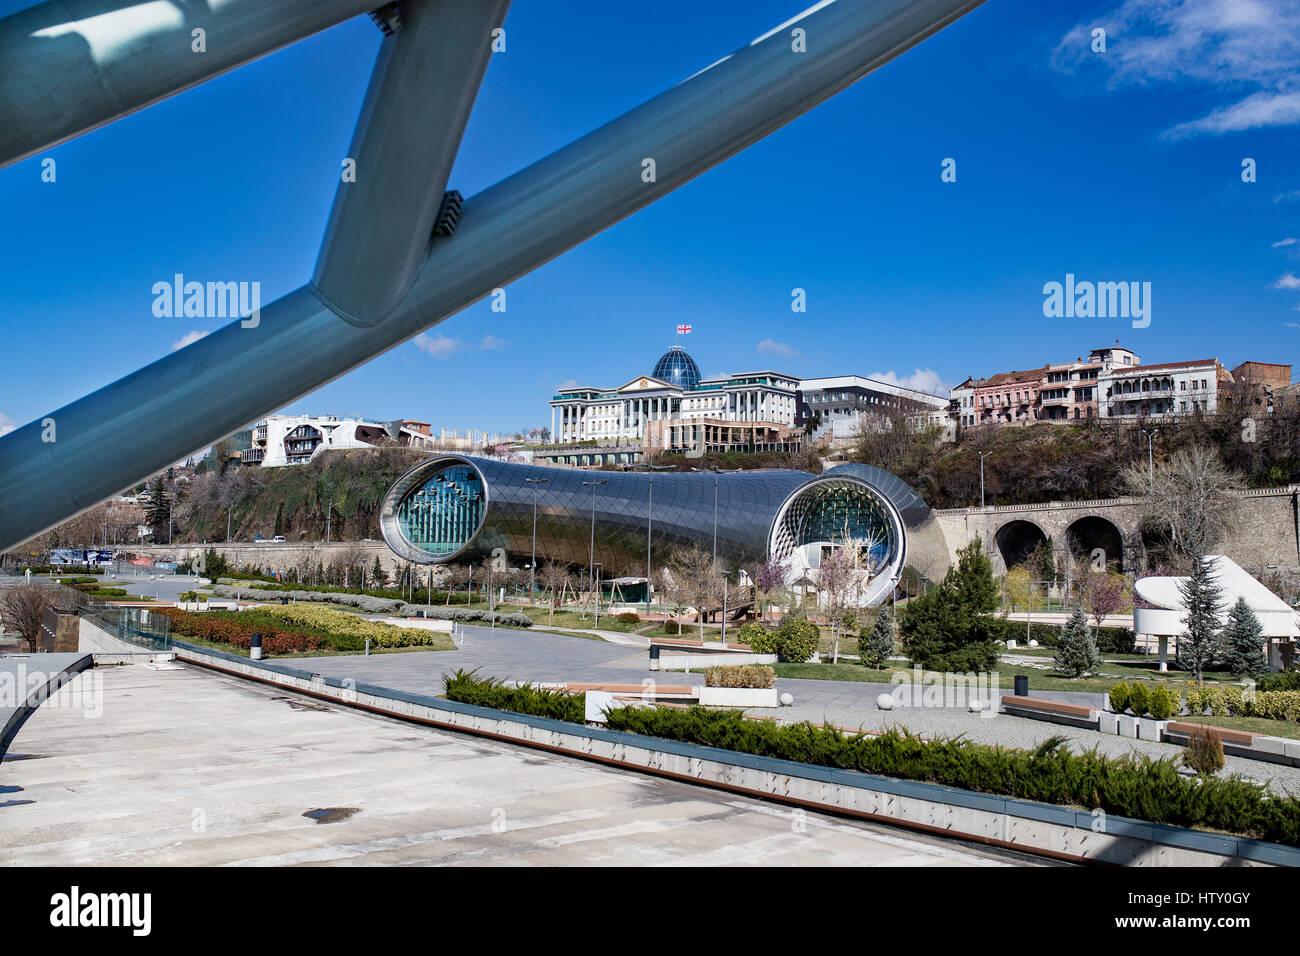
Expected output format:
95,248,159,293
1184,726,1226,776
775,619,820,663
1109,682,1131,713
1148,684,1179,720
443,669,584,722
1128,683,1151,718
400,604,533,628
615,612,640,625
213,581,404,614
704,665,776,688
257,604,450,648
1256,671,1300,692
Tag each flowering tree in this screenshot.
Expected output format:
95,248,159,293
753,554,789,623
1081,570,1129,641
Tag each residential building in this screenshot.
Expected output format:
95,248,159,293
245,415,438,466
1097,359,1229,420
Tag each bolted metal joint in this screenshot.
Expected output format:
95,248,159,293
368,3,403,36
433,190,464,238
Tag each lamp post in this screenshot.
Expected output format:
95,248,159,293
582,479,607,616
325,496,332,543
226,504,232,542
593,562,603,627
525,476,548,606
720,569,735,647
645,473,654,617
978,451,990,508
711,469,719,563
1140,428,1158,490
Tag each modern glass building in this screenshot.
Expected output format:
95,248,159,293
381,456,950,606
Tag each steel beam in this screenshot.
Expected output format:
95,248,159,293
313,0,512,325
0,0,986,551
0,0,378,169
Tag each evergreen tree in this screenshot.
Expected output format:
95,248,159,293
144,477,171,540
1219,595,1266,679
371,556,388,588
1178,553,1225,683
900,540,1002,673
948,539,999,614
1054,605,1101,678
858,605,896,667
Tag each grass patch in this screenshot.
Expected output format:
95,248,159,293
1176,715,1300,741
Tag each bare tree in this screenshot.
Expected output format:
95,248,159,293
1,583,55,652
652,566,690,635
338,543,366,589
1122,445,1242,559
668,546,722,641
539,561,572,624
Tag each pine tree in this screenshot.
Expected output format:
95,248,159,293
1054,605,1101,678
1219,595,1266,679
371,556,387,588
1178,553,1224,683
144,477,171,540
858,605,896,667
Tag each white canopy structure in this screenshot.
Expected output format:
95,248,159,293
1134,556,1300,672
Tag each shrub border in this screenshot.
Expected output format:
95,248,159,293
169,639,1299,867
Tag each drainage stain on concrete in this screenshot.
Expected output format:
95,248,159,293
272,696,333,713
303,807,360,824
0,800,35,808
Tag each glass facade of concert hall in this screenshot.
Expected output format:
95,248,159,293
381,456,950,606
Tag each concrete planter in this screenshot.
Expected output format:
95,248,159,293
698,686,779,708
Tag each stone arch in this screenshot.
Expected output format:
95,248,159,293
1065,515,1125,572
994,519,1049,571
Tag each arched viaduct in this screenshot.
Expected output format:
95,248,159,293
932,486,1300,576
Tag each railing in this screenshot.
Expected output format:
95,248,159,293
3,570,172,651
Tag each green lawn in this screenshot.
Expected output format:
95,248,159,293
1174,715,1300,741
773,658,1243,696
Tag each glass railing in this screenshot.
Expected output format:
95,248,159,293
3,570,172,652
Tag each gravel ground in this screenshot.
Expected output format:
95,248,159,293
755,702,1300,796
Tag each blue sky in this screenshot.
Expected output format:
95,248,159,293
2,0,1297,440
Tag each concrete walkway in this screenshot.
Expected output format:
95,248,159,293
0,665,1037,866
0,652,93,760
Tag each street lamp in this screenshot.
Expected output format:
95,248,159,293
978,451,990,509
711,469,719,563
645,472,654,617
720,569,736,647
1140,428,1158,490
582,479,608,616
524,476,548,606
325,496,333,543
593,562,603,627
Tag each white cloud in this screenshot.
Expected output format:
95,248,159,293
413,333,465,358
480,334,508,351
756,338,800,358
1275,190,1300,204
0,412,14,438
1273,237,1297,247
556,378,580,390
1055,0,1300,138
868,368,953,397
1274,272,1300,290
171,329,210,351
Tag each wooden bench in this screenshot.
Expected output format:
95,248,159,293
1000,695,1100,728
1166,721,1255,745
566,681,698,700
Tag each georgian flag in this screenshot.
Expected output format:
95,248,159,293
676,324,692,334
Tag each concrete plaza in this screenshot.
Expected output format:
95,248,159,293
0,665,1039,867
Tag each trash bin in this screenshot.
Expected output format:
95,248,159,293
250,633,263,661
649,644,660,672
1014,674,1028,697
281,596,289,605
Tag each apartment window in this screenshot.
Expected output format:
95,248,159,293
1180,381,1186,390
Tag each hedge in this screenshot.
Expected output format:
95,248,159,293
213,581,405,614
1107,681,1300,724
441,673,1300,846
443,669,583,722
994,618,1136,654
704,665,776,688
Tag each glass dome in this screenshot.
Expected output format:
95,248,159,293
651,346,701,389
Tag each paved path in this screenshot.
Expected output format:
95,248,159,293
0,652,92,759
0,665,1040,866
288,625,1300,796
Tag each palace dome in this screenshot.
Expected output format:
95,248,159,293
651,346,701,390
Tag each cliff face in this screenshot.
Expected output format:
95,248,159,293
177,447,429,543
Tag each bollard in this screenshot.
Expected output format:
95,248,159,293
250,633,262,661
1014,674,1028,697
365,638,370,656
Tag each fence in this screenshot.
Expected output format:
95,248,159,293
2,570,172,652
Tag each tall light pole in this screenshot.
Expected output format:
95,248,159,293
1140,428,1158,490
720,569,735,647
711,469,719,564
525,476,548,605
645,473,654,617
978,451,990,509
593,562,603,627
325,496,333,543
226,504,233,543
582,479,607,614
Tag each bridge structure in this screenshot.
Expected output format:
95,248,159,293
932,485,1300,576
